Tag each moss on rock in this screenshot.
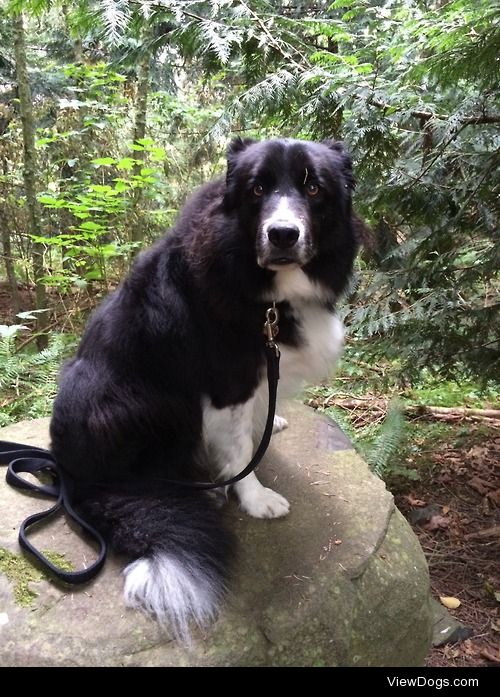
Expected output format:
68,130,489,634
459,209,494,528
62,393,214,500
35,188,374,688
0,548,43,606
0,548,74,607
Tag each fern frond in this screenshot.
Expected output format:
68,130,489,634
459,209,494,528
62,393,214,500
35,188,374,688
367,400,406,479
99,0,130,44
0,333,76,425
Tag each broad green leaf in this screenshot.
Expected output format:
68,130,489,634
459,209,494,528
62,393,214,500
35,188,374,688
117,158,136,171
84,269,104,281
114,180,130,192
79,221,104,231
92,157,116,166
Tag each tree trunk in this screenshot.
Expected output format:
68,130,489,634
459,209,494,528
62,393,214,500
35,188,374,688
0,210,22,318
62,2,83,64
0,155,22,316
130,51,151,249
13,11,48,350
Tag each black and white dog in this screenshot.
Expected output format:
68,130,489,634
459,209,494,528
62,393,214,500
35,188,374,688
50,137,361,641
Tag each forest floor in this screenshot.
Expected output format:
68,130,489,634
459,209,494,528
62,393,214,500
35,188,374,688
0,281,31,322
309,371,499,668
394,421,499,667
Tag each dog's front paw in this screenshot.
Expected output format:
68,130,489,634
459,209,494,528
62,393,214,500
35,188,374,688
273,415,289,433
239,486,290,519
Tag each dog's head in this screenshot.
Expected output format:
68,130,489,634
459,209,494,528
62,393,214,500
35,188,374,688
223,138,355,270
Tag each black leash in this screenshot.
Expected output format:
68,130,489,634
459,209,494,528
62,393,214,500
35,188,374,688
1,443,107,584
162,335,280,490
0,307,281,584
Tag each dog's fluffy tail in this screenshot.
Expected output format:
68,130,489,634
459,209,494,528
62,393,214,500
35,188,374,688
79,483,236,643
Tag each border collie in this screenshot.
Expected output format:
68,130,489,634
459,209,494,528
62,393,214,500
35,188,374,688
50,137,361,641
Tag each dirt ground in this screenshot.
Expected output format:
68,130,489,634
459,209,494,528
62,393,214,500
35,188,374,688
395,423,499,667
0,282,34,323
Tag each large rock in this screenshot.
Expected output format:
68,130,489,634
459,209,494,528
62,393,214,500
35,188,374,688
0,403,432,666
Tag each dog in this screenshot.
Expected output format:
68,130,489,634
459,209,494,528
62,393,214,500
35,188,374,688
50,137,360,641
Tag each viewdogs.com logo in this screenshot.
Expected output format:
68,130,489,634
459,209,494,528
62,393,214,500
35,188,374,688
387,677,479,689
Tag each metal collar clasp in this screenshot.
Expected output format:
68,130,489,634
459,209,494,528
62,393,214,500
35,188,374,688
263,302,280,353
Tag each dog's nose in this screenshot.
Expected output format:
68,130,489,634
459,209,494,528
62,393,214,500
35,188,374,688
268,225,300,249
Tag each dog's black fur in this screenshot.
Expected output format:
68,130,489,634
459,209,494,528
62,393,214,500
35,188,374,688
50,137,360,639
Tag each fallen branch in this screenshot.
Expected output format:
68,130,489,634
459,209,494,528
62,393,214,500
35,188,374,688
406,405,500,420
330,398,386,410
313,397,500,419
464,525,500,541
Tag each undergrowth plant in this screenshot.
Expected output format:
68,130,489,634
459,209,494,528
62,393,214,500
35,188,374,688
0,324,76,426
35,137,168,292
324,398,414,483
364,400,412,480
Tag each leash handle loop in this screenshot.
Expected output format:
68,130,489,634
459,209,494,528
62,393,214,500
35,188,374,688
0,442,107,584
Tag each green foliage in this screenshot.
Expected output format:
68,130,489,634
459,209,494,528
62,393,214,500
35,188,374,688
0,326,76,426
404,376,500,409
297,1,500,384
314,345,498,485
365,400,410,480
35,136,168,290
147,90,225,191
1,0,498,421
324,398,413,482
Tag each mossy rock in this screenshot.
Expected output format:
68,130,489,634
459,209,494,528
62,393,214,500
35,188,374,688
0,403,432,666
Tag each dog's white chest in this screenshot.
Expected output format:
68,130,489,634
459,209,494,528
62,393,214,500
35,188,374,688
278,304,344,397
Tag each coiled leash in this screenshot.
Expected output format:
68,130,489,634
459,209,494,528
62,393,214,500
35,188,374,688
0,442,107,584
0,305,281,584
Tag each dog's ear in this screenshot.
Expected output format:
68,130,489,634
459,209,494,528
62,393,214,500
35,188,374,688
226,137,255,183
322,139,356,191
227,136,256,157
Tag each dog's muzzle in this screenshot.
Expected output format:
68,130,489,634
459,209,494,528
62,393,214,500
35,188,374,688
260,222,303,267
257,198,313,268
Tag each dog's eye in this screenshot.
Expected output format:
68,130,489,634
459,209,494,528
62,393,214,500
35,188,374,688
253,184,264,197
306,182,319,197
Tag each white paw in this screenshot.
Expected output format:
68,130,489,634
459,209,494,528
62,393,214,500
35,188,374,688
273,415,289,433
239,486,290,519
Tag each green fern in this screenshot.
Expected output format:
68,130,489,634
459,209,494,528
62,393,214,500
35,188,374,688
365,400,406,480
323,398,415,482
0,332,76,427
99,0,131,44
